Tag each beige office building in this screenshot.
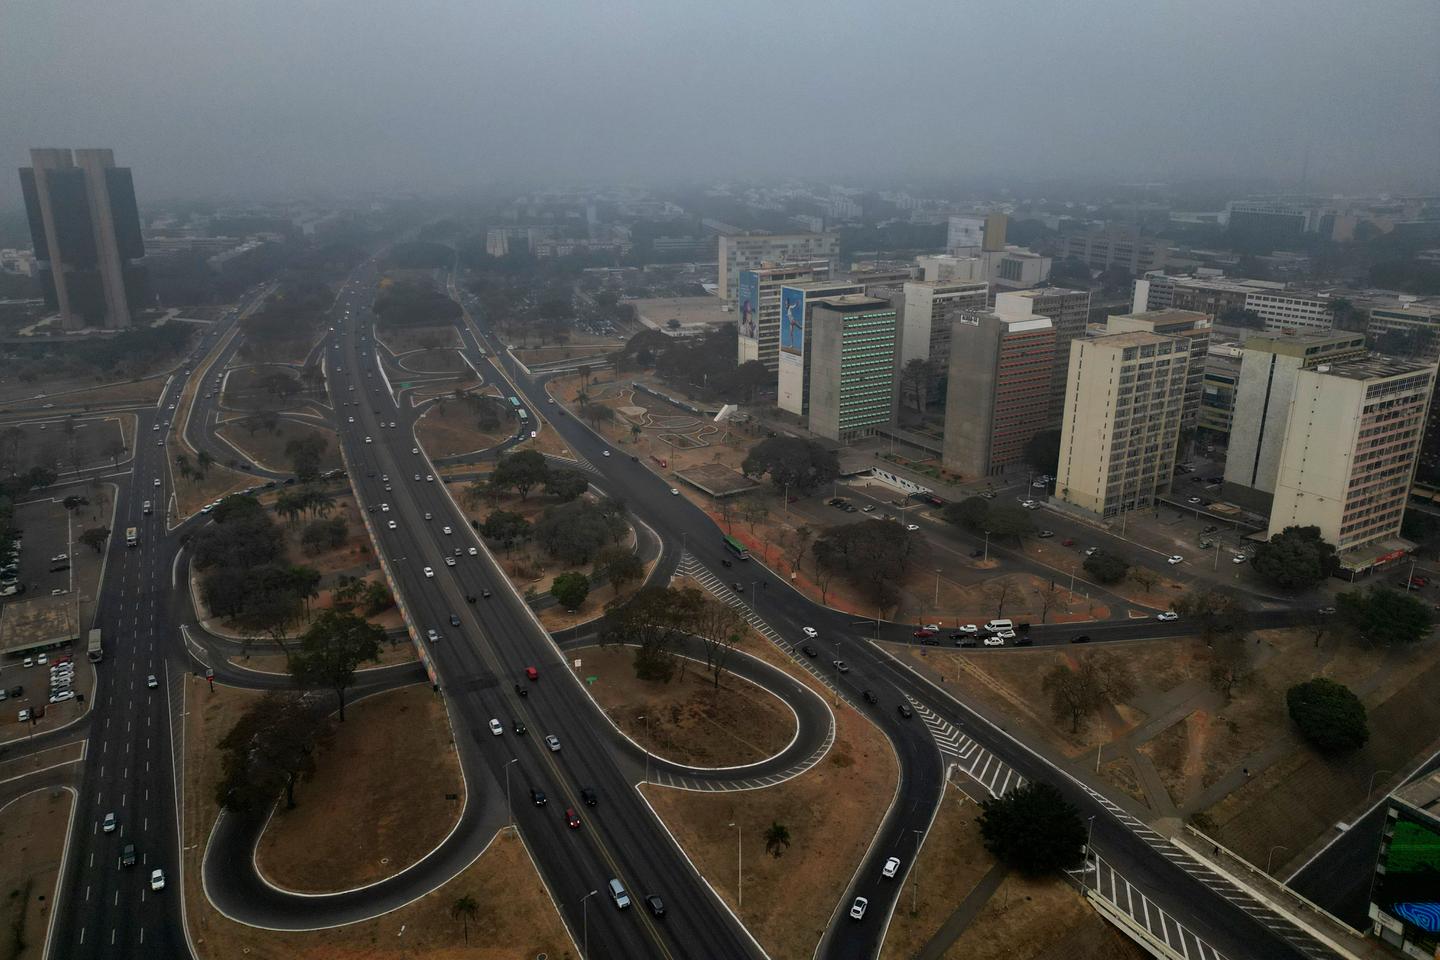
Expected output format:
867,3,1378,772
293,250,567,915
1056,331,1189,518
1106,309,1210,430
1269,358,1436,567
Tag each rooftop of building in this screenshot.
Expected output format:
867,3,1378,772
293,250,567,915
1241,330,1367,354
1309,355,1437,381
1086,330,1176,349
1395,769,1440,818
813,294,893,311
783,278,864,292
1119,308,1212,326
0,594,79,656
1003,286,1089,298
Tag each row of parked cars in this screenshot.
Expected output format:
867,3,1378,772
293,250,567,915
1,537,24,597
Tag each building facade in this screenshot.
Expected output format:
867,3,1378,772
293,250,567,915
736,261,833,371
1056,332,1189,518
1368,303,1440,360
1059,227,1170,274
942,311,1055,477
995,287,1091,423
806,295,899,443
1369,771,1440,957
775,280,864,416
898,278,990,369
1222,332,1369,510
718,233,840,301
19,148,145,329
1243,290,1336,333
1268,358,1436,564
1105,309,1211,431
1199,350,1241,440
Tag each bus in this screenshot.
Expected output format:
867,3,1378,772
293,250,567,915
507,396,521,408
125,527,138,547
517,409,529,423
722,535,750,560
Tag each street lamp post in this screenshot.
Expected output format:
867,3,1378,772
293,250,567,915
1368,768,1394,800
638,714,652,785
983,530,990,563
728,821,743,908
581,889,598,959
1082,815,1097,894
934,568,941,610
504,757,518,829
1265,844,1288,875
911,828,923,915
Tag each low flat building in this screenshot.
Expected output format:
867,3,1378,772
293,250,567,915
0,594,80,661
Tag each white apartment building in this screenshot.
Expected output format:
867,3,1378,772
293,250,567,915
1243,290,1335,333
718,233,840,301
1056,331,1189,518
898,278,989,368
1269,358,1436,566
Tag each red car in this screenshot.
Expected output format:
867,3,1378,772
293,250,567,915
912,628,936,639
525,666,539,681
1062,538,1075,547
565,807,581,829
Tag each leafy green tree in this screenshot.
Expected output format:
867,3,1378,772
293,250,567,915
1022,429,1062,476
741,436,840,495
550,571,591,611
942,496,991,533
215,692,330,813
595,546,644,595
533,499,628,565
490,450,550,500
602,586,706,682
545,469,589,503
978,781,1086,875
813,519,929,606
1251,526,1338,591
1082,550,1128,585
79,526,110,553
985,504,1035,541
1335,587,1434,647
288,610,385,721
1287,678,1369,753
481,510,531,553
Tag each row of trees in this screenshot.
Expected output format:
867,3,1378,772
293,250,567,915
373,280,462,328
602,585,744,686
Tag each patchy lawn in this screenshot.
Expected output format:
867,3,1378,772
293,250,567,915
255,683,462,892
574,644,797,767
227,638,416,675
416,398,511,459
216,418,339,475
0,788,73,960
640,622,895,960
942,874,1147,960
375,323,462,356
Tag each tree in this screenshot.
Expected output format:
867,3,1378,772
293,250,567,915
550,571,591,611
741,436,839,495
288,611,384,721
196,449,214,477
730,360,773,404
764,821,792,858
739,497,769,534
1022,429,1062,477
943,496,991,534
103,439,127,469
300,517,347,555
1287,678,1369,753
533,499,628,565
545,468,589,503
481,510,531,553
490,450,550,500
450,894,479,946
595,547,644,596
1174,589,1252,698
1082,550,1129,585
978,781,1086,875
813,540,842,605
1251,526,1338,592
215,693,330,813
789,525,813,574
1335,587,1434,647
1042,653,1136,733
692,596,744,688
61,495,89,512
284,436,329,483
985,504,1034,541
602,586,705,682
899,358,931,414
814,520,929,606
79,526,110,553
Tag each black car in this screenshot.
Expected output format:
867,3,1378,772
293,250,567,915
8,686,21,698
580,787,598,807
529,788,547,806
801,644,817,658
121,842,137,867
861,689,878,704
1014,636,1033,646
513,719,527,734
645,895,666,918
449,613,461,626
1071,634,1091,644
732,582,743,592
466,594,477,604
897,704,914,719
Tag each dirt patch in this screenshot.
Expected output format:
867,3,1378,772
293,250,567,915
942,874,1147,960
0,788,74,960
416,398,511,459
216,418,339,475
1139,716,1190,807
220,364,318,414
374,324,462,356
397,349,466,374
880,786,991,960
0,415,129,475
9,376,165,411
254,684,462,892
182,677,569,958
639,648,895,960
574,644,797,767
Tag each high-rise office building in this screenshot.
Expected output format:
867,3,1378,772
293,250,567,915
942,310,1055,477
1056,331,1189,518
1222,332,1369,511
736,261,834,371
775,279,864,416
1269,357,1435,567
718,233,840,302
947,213,1007,253
19,148,146,329
994,287,1091,423
898,278,990,369
1106,309,1210,430
806,295,899,443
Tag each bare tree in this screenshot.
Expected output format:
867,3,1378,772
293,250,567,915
1130,567,1159,591
693,597,744,688
790,525,813,574
984,579,1014,619
1042,653,1136,733
1038,580,1066,624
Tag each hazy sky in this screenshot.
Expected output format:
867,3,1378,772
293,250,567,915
2,0,1437,203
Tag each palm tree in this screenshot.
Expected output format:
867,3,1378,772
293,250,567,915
450,894,479,945
764,821,791,858
577,390,590,410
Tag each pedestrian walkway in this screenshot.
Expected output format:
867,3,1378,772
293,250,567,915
913,862,1008,960
906,696,1025,798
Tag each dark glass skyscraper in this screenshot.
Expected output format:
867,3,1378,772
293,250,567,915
19,148,146,329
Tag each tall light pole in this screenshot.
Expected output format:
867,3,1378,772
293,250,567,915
983,529,990,563
911,827,924,915
504,757,518,829
1265,844,1288,875
933,568,941,610
1082,815,1096,894
638,714,652,785
728,822,743,908
581,889,598,959
1368,768,1394,800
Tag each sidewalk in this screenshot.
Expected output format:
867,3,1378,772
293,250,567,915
914,862,1009,960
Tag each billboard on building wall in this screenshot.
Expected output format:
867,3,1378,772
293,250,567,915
738,271,760,344
1375,812,1440,935
780,286,804,360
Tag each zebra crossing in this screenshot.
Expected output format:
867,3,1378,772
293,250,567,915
907,697,1025,798
1084,853,1232,960
545,452,601,476
1074,784,1339,960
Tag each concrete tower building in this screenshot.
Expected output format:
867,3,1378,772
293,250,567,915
19,148,145,329
942,310,1055,477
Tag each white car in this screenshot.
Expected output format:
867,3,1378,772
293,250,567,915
802,627,818,638
444,557,456,567
1232,554,1247,564
147,675,158,689
103,812,116,833
381,503,390,512
955,624,978,635
906,524,920,532
153,478,161,486
467,547,478,556
669,488,679,496
413,474,421,481
365,437,373,444
426,474,434,482
424,512,433,520
1084,547,1098,557
347,417,354,423
150,869,166,891
545,735,561,752
1157,611,1179,622
982,636,1006,647
882,856,901,879
411,447,420,455
1166,555,1184,565
443,526,452,535
602,450,611,457
387,520,397,530
423,567,434,579
850,897,868,920
488,718,503,736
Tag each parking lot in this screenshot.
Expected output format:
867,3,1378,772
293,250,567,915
0,595,93,743
5,492,111,611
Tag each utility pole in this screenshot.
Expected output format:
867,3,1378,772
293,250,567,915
911,828,923,915
504,757,518,830
1082,815,1096,894
581,889,598,959
728,822,743,908
983,529,990,563
934,568,941,609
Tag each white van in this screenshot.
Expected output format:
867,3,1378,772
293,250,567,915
984,619,1014,634
608,878,631,909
